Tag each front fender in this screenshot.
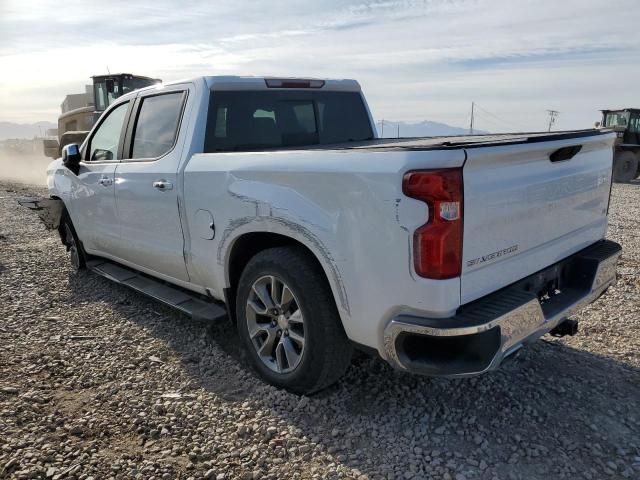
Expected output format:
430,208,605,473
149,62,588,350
17,196,64,230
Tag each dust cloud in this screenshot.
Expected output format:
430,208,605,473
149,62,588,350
0,151,51,186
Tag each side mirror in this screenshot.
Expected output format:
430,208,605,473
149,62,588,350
62,143,81,175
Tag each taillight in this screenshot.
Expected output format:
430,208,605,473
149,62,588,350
402,169,463,279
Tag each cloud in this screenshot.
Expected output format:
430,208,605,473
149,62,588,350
1,0,639,130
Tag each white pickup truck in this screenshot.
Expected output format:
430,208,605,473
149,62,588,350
21,76,621,394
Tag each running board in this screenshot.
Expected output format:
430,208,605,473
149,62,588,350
86,259,227,322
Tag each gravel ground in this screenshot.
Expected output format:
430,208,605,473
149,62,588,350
1,181,639,480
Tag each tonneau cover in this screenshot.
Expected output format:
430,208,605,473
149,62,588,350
261,129,612,152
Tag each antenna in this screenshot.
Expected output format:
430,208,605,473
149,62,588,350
547,110,559,132
106,65,111,74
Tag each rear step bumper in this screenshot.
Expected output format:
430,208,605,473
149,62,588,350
383,240,621,377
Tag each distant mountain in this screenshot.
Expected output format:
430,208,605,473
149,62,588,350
0,121,57,140
376,120,489,138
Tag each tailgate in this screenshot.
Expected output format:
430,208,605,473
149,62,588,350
461,132,615,304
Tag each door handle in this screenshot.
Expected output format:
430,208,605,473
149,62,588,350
153,180,173,191
98,176,113,187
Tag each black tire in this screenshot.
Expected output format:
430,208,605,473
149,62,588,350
613,151,639,183
235,246,353,394
59,213,87,273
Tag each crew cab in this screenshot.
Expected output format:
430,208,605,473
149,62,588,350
21,76,621,394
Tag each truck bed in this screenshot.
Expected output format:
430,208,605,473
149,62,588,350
195,126,615,310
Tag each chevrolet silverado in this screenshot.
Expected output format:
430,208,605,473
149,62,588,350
20,76,621,394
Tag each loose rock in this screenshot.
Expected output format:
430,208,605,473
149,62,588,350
0,181,638,479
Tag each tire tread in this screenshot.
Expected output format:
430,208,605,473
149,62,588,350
236,246,352,394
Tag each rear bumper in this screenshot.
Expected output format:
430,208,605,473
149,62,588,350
382,240,621,376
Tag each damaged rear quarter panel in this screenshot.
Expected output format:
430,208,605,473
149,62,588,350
183,148,464,352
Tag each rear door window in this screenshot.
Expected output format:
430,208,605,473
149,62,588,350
130,92,185,159
205,90,373,151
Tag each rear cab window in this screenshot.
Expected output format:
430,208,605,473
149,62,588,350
204,90,373,152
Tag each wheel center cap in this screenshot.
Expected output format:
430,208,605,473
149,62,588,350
277,314,288,330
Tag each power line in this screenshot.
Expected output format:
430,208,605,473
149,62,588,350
473,110,520,131
473,103,528,132
475,106,515,128
375,103,537,137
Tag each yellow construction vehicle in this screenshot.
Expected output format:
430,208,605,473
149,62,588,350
598,108,640,182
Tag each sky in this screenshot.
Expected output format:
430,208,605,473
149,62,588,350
1,0,639,132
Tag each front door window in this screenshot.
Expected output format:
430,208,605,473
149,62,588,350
88,102,129,161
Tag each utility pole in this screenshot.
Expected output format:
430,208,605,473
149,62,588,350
547,110,559,132
469,102,475,135
397,123,400,138
380,119,384,137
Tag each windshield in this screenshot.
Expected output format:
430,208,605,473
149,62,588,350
603,111,630,128
94,80,117,111
628,112,640,134
122,76,158,95
204,90,373,152
94,77,159,111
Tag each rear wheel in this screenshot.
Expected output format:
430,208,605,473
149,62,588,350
613,151,639,183
235,246,353,394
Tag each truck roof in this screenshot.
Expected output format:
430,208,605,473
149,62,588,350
91,73,160,82
203,76,362,92
108,76,363,107
601,108,640,113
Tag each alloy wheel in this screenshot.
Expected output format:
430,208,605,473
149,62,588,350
246,275,305,373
